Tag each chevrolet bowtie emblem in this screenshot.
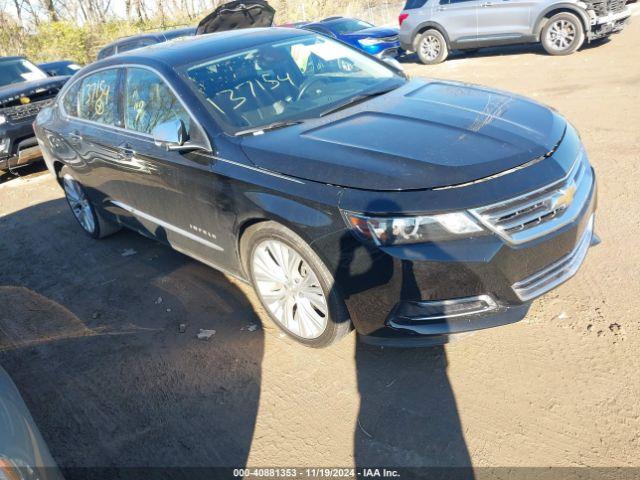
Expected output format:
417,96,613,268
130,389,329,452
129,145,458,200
550,182,577,211
20,96,31,105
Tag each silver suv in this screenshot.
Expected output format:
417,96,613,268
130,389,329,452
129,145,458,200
399,0,631,64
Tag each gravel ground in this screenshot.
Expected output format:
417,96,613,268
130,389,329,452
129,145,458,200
1,11,639,475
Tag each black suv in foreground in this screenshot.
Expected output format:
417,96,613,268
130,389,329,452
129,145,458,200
34,28,597,348
1,57,69,172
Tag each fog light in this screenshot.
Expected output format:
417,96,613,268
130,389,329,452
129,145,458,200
395,295,498,322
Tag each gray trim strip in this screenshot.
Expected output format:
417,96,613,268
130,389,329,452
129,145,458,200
111,200,224,251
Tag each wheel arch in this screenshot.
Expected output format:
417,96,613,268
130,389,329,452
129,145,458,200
534,5,590,41
412,21,452,50
235,193,342,280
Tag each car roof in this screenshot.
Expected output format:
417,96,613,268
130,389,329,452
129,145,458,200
93,27,311,71
0,56,26,62
39,60,74,67
100,26,196,50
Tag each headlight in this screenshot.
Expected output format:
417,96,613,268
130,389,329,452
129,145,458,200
359,38,385,47
0,113,7,125
342,210,485,246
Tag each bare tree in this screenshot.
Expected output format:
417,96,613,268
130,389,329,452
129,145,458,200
41,0,58,21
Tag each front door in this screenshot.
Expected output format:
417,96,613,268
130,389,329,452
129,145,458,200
115,66,230,266
434,0,479,46
475,0,534,43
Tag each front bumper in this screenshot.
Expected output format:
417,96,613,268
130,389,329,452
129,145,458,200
332,165,598,347
0,119,42,170
588,9,631,39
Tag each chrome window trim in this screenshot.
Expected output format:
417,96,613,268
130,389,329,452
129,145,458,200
111,200,224,252
58,63,212,151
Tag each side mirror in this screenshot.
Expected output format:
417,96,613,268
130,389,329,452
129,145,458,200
152,118,188,150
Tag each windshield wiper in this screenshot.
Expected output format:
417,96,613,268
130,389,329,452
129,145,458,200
234,120,304,136
319,86,398,118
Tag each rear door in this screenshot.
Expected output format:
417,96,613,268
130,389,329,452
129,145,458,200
475,0,534,41
59,67,130,208
433,0,479,45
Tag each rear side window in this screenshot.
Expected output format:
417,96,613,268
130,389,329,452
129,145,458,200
404,0,428,8
124,67,191,135
62,81,81,117
118,38,157,54
78,69,121,125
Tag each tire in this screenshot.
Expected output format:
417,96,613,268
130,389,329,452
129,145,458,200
541,13,585,56
60,166,121,239
241,221,352,348
415,29,449,65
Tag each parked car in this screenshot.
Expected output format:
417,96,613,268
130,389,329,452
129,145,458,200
302,17,401,58
399,0,632,64
35,26,597,348
38,60,82,77
96,26,196,60
0,56,69,173
0,366,63,480
196,0,275,34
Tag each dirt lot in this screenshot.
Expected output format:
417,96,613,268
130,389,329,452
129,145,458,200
1,11,639,476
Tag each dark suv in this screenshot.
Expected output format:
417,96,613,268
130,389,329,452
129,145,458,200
0,57,69,172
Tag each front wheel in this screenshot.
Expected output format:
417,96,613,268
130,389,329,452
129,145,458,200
541,13,585,55
415,29,449,65
242,222,352,348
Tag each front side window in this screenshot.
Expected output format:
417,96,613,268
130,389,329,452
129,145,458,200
0,58,48,87
185,34,404,132
78,69,120,125
124,68,192,135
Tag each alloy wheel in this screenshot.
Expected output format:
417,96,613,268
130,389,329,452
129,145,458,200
251,239,328,339
63,174,96,234
420,35,441,61
547,19,577,51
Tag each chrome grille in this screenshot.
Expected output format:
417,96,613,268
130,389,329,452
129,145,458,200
470,150,593,245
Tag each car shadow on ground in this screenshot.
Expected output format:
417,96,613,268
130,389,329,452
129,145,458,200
0,196,473,477
399,37,612,66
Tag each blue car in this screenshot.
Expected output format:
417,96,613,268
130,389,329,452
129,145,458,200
302,17,400,58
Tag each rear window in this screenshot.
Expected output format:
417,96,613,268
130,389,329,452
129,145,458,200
404,0,428,8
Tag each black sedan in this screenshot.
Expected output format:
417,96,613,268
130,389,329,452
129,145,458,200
34,28,597,347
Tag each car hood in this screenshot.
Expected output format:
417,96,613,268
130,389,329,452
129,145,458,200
343,26,398,38
0,76,69,108
240,79,567,191
196,0,275,34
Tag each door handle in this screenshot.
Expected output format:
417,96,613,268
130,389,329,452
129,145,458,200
68,132,83,145
118,144,136,160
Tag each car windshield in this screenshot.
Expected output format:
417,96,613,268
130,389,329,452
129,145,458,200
185,34,404,133
0,58,48,87
328,19,374,34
